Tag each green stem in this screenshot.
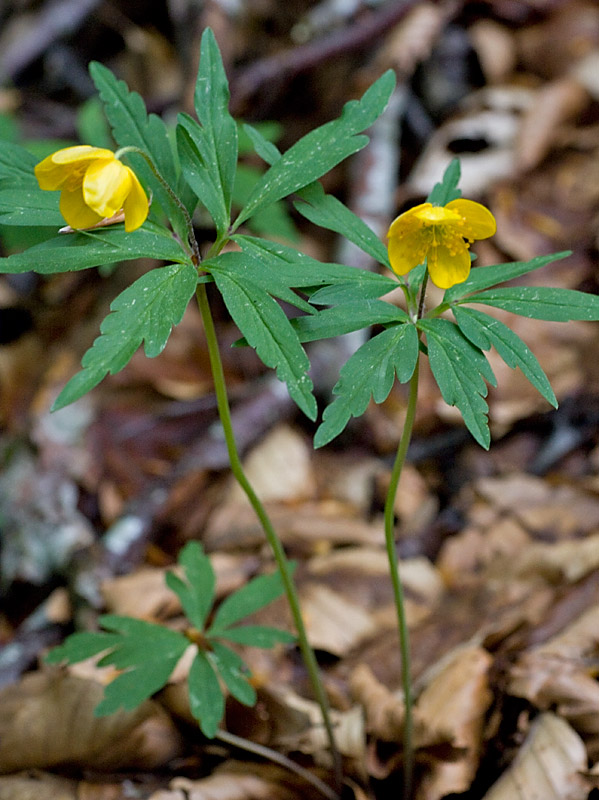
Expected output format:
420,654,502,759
383,357,420,800
195,282,342,794
115,145,201,265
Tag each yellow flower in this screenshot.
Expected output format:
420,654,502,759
387,199,496,289
35,145,148,233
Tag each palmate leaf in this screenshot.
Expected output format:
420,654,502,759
418,318,496,449
89,61,186,238
208,267,316,419
0,223,188,274
205,250,313,313
210,642,256,707
165,542,216,631
233,234,398,297
0,141,39,182
53,262,198,410
292,299,407,343
294,181,391,268
453,306,557,407
216,625,296,648
0,187,63,226
427,158,461,206
444,252,571,302
458,285,599,321
193,28,238,221
188,650,224,738
242,125,392,268
47,614,189,715
315,322,419,448
209,566,294,633
234,164,299,242
233,70,396,229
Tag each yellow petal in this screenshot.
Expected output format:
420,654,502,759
59,185,104,229
387,203,430,238
427,243,471,289
388,228,429,276
35,146,114,191
83,158,131,218
445,199,496,240
122,168,149,232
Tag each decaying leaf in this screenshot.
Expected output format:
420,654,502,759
415,645,493,800
481,713,589,800
0,671,183,773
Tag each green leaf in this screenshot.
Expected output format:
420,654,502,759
0,223,188,275
194,28,238,216
295,181,391,268
165,541,216,630
209,268,316,419
418,318,496,449
427,158,461,206
188,649,224,738
89,61,185,236
92,614,188,714
458,285,599,321
315,323,419,448
453,306,557,407
177,117,229,236
233,234,398,295
241,123,281,165
0,187,63,226
209,567,292,633
76,97,114,149
53,262,197,410
444,252,572,302
234,165,299,242
0,141,38,182
217,625,296,648
309,275,400,305
210,642,256,706
233,70,396,228
292,299,407,343
205,249,313,313
45,630,121,665
238,121,282,157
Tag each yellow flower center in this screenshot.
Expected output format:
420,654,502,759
414,206,461,224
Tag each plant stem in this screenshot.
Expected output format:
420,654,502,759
195,282,342,793
215,729,338,800
383,357,420,799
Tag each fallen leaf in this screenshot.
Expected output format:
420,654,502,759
481,713,589,800
0,671,183,773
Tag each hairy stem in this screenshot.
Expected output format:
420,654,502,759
383,357,420,799
196,282,342,793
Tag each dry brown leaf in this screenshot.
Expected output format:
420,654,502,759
476,474,599,539
205,500,382,554
299,583,377,657
415,646,493,800
481,713,589,800
0,671,182,773
515,78,589,171
226,425,316,505
512,534,599,583
510,605,599,741
469,20,516,84
165,768,302,800
0,771,77,800
350,663,404,742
